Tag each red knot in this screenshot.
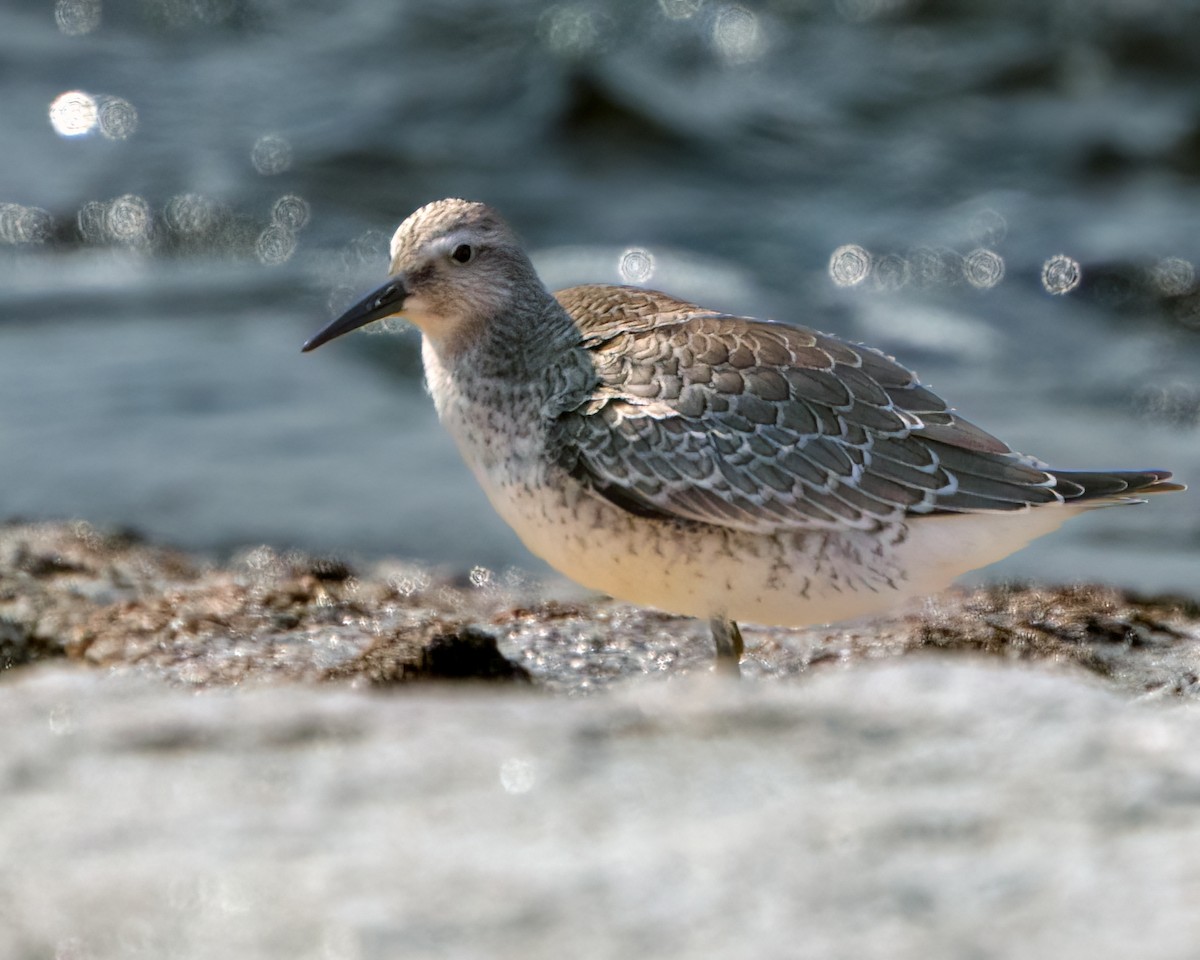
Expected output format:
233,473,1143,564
303,199,1183,677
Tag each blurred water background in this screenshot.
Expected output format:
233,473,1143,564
2,0,1198,592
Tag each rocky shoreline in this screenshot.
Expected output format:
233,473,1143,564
4,520,1200,959
3,520,1196,697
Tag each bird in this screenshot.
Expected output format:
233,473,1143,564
303,198,1183,677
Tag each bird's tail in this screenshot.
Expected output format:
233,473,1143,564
1051,469,1185,506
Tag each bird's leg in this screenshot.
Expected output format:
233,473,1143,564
709,617,744,678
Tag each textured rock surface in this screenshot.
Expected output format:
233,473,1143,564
2,521,1199,959
1,521,1196,696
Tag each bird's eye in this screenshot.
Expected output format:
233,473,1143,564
450,243,475,264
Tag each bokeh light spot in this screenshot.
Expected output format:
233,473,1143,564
271,194,310,232
962,248,1005,289
76,200,108,243
1150,257,1195,297
829,244,872,287
619,247,655,283
327,284,358,317
659,0,703,19
711,5,765,65
164,193,224,237
251,134,293,175
256,225,297,265
55,0,101,34
1042,254,1081,295
0,204,55,245
49,90,98,137
346,230,390,267
97,96,138,139
910,247,961,288
872,253,910,291
540,4,603,57
106,194,153,245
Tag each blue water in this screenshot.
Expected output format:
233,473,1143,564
2,0,1198,592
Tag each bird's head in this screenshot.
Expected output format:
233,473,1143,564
302,198,540,357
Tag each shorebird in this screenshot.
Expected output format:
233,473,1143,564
303,199,1182,676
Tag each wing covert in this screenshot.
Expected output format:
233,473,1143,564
550,285,1063,533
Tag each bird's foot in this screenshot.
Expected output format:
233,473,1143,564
709,617,744,679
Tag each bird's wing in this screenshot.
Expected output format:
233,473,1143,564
549,284,1067,534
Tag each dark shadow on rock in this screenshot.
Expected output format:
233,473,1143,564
420,626,532,683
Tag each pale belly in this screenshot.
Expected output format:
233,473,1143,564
473,468,1080,628
426,352,1080,628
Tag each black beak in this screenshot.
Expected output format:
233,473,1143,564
301,276,409,352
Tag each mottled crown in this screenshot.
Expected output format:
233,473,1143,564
389,198,519,264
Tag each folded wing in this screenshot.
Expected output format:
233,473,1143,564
549,285,1178,534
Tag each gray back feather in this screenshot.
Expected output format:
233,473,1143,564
549,285,1098,534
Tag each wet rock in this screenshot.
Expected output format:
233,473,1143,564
0,521,1197,696
2,521,1200,958
0,522,523,686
